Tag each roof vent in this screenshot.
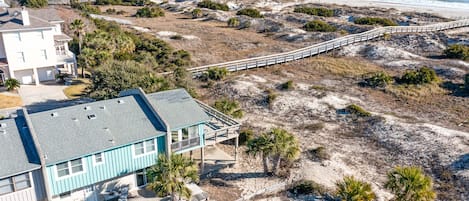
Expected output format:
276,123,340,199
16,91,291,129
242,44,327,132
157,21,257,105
87,114,97,120
0,123,6,128
103,127,110,132
72,117,78,121
51,112,59,117
117,99,125,104
99,106,106,110
84,106,91,110
0,130,6,134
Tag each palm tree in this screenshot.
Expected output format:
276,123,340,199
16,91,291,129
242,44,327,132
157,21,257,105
4,78,20,91
336,176,376,201
385,166,436,201
246,128,300,175
70,19,85,77
147,154,199,201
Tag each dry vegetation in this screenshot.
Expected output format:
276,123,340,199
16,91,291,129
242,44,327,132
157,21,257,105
0,94,22,109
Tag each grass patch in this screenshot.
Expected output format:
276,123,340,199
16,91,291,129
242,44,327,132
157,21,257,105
63,78,91,99
197,0,229,11
386,83,447,100
308,56,383,77
236,8,263,18
345,104,371,117
303,20,337,32
354,17,397,26
0,94,22,109
294,7,334,17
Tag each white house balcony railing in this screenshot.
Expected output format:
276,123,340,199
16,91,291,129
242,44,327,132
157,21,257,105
171,137,201,153
56,51,76,64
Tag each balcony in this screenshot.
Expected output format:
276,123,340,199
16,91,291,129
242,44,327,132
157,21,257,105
171,137,201,153
56,50,75,64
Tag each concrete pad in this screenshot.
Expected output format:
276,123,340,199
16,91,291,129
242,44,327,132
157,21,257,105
18,83,67,106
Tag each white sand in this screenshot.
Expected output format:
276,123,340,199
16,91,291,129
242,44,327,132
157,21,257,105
255,0,469,18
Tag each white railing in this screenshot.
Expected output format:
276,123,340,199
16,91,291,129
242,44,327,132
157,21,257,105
164,19,469,76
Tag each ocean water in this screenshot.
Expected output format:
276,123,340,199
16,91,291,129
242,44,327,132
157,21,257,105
436,0,469,3
378,0,469,9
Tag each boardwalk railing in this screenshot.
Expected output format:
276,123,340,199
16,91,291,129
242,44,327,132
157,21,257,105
165,19,469,76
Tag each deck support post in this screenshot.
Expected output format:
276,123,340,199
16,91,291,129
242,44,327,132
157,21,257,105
190,150,193,160
235,136,239,161
200,147,205,173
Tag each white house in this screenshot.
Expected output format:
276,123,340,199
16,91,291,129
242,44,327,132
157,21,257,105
0,7,76,85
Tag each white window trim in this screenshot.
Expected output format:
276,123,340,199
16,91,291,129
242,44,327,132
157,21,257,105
55,158,86,180
0,172,32,195
132,138,157,158
92,153,105,166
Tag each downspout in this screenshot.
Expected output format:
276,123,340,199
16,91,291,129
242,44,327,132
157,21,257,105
119,88,172,158
21,108,52,201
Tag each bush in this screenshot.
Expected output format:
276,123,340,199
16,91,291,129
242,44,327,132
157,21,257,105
4,78,20,91
336,176,376,201
116,10,127,15
303,20,337,32
444,44,469,61
280,80,294,90
362,72,393,88
213,99,244,118
289,180,329,195
95,0,149,6
345,104,371,117
294,7,334,17
227,17,240,27
105,8,117,14
354,17,398,26
309,146,330,161
206,67,228,81
71,2,102,14
236,8,263,18
22,0,48,8
266,89,278,107
398,67,438,85
465,74,469,92
191,8,203,19
136,7,165,18
197,0,229,11
239,129,254,145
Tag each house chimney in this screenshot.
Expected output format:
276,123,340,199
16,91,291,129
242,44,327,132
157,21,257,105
21,6,30,26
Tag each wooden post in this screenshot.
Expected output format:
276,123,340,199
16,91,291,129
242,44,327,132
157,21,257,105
200,147,205,173
190,150,193,160
235,136,239,161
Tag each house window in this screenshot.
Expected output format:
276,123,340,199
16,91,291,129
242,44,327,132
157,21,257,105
56,158,84,178
94,153,104,165
55,41,66,56
0,173,31,195
17,52,25,63
40,49,47,60
134,139,156,157
188,125,199,138
182,128,189,140
171,131,178,143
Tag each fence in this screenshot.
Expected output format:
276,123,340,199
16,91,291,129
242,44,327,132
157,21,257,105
168,19,469,76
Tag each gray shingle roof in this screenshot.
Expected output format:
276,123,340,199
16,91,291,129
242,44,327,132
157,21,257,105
146,89,210,130
0,8,60,32
29,94,166,165
0,117,40,179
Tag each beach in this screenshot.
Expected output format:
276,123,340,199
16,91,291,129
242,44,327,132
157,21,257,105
309,0,469,18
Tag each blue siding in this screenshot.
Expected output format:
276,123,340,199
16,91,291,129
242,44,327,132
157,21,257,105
46,135,165,195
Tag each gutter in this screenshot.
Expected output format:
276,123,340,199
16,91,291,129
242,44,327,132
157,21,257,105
21,108,52,201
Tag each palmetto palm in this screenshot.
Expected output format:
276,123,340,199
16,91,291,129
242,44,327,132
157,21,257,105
246,128,300,175
385,166,436,201
4,78,20,91
336,176,376,201
147,154,199,201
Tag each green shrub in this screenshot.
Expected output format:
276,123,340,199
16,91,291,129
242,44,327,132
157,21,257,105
362,72,393,88
239,129,254,145
236,8,263,18
206,67,228,81
191,8,203,19
71,2,102,14
444,44,469,61
309,146,330,161
197,0,229,11
336,176,376,201
345,104,371,117
136,7,165,18
354,17,398,26
280,80,294,90
266,90,278,107
227,17,240,27
213,99,244,118
294,7,334,17
303,20,337,32
105,8,117,14
398,67,438,85
465,74,469,92
116,10,127,15
289,180,329,195
4,78,20,91
95,0,149,6
22,0,47,8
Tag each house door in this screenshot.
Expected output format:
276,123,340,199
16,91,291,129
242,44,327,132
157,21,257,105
0,69,4,86
136,169,147,187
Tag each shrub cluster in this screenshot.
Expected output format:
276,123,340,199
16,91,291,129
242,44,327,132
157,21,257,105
398,67,438,85
136,7,165,18
345,104,371,117
227,17,240,27
444,44,469,61
95,0,150,6
309,146,330,161
465,74,469,92
354,17,398,26
197,0,229,11
22,0,47,8
191,8,203,19
303,20,337,32
71,2,101,14
239,129,254,145
362,72,393,88
203,67,228,81
289,180,329,195
280,80,295,90
236,8,263,18
294,7,334,17
266,89,278,107
213,99,244,118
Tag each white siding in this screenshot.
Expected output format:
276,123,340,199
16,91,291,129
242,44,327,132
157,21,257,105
0,34,6,58
3,29,58,71
0,170,45,201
